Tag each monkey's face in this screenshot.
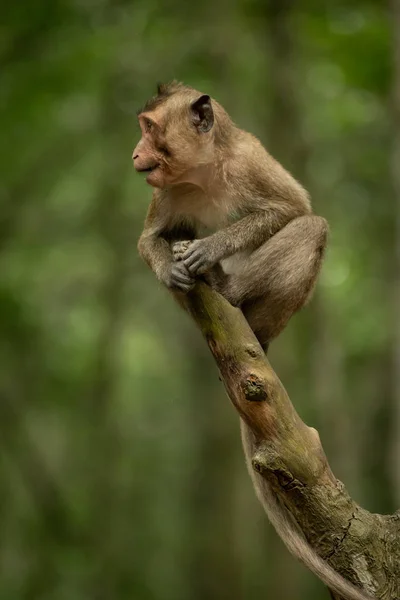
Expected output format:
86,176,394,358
133,93,215,189
132,115,166,187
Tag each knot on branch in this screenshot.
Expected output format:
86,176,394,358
252,451,304,491
244,345,264,359
242,374,269,402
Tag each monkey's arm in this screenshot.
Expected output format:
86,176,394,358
182,199,307,275
138,195,197,292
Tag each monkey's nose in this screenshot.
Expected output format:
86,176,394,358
132,153,138,160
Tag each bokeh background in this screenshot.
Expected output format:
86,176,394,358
1,0,399,598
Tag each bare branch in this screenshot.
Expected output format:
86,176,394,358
176,282,400,600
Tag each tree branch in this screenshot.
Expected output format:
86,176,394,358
177,282,400,600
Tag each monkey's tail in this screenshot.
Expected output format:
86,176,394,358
259,484,374,600
241,424,374,600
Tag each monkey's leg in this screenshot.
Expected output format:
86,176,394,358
223,215,328,348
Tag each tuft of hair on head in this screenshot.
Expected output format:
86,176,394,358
137,80,184,115
156,80,183,96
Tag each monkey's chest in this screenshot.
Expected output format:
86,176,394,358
171,191,246,273
172,192,234,230
192,204,229,230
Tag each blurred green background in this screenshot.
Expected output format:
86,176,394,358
1,0,399,599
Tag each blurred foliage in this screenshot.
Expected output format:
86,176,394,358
0,0,398,599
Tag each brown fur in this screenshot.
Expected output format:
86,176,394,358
134,83,372,600
135,82,325,349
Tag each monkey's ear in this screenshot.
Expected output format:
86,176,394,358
191,95,214,133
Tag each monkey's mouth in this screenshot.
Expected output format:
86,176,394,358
136,164,160,173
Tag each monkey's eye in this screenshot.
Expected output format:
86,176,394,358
144,119,153,133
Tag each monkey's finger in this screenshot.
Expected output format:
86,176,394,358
184,262,201,275
171,270,195,285
173,240,194,253
178,283,195,293
172,276,194,287
181,244,201,260
172,280,195,293
173,244,195,263
184,257,205,274
173,249,188,261
182,251,202,268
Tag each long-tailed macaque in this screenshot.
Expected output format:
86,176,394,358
134,82,371,600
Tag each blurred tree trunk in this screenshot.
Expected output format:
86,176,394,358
291,27,362,494
390,0,400,505
266,0,307,174
85,71,133,600
310,294,361,493
262,1,308,597
183,333,243,600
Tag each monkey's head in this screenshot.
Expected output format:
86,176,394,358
133,82,221,189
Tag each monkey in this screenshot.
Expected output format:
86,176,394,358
134,82,327,352
134,82,373,600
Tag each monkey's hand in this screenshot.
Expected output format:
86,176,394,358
172,240,195,262
181,238,219,275
166,261,196,293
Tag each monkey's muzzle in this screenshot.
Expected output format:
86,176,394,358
135,163,160,173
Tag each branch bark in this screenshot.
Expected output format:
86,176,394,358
177,283,400,600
